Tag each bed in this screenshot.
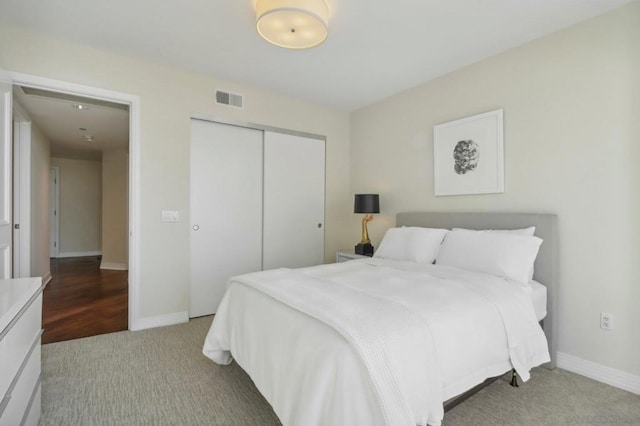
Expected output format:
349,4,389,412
203,212,558,426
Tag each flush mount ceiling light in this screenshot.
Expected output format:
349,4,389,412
72,103,89,110
83,135,95,142
256,0,329,49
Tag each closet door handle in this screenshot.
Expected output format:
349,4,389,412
317,223,322,228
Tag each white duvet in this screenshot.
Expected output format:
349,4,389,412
203,258,550,426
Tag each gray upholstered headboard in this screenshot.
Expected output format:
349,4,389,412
397,211,558,369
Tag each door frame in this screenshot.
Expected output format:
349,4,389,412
0,70,12,279
12,102,32,277
49,166,60,258
191,114,326,141
8,71,142,330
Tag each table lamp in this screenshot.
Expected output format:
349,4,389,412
354,194,380,256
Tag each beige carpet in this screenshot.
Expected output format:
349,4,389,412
41,317,640,425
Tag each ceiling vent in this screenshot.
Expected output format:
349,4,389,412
215,90,243,109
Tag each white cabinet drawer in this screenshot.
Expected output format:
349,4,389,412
0,341,41,426
22,384,40,426
0,294,42,404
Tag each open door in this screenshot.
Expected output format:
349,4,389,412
0,69,12,279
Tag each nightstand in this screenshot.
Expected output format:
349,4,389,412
336,250,370,263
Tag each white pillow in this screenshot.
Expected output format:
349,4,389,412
452,226,535,236
374,227,449,264
435,229,543,285
452,227,536,279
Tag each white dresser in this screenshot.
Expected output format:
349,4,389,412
0,278,43,426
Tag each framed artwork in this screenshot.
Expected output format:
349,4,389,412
433,109,504,196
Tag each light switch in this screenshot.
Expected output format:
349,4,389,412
162,210,180,222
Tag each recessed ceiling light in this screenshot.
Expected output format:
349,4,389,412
83,135,95,142
72,103,89,110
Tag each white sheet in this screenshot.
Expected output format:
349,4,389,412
204,258,550,426
529,280,547,321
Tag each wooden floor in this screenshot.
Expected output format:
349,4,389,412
43,257,128,344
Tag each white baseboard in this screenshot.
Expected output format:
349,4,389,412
56,251,102,258
131,311,189,332
556,351,640,395
100,261,128,270
42,272,52,286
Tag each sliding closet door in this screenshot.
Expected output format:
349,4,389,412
263,131,325,270
189,120,263,317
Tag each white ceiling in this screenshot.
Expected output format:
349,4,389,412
14,86,129,161
0,0,634,111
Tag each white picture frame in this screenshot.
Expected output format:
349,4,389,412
433,109,504,196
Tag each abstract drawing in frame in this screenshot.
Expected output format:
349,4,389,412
433,109,504,196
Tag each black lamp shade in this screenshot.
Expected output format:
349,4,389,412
354,194,380,214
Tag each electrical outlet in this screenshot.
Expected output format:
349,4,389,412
600,312,613,330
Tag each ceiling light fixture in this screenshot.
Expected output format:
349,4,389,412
83,135,95,142
256,0,329,49
72,103,89,110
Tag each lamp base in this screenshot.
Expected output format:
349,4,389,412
354,243,374,257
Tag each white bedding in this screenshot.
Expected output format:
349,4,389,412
203,258,550,426
529,280,547,321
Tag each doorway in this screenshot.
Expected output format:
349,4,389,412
49,166,58,258
10,72,141,340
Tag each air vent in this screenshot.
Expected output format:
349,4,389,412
215,89,243,109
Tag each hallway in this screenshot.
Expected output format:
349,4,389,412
43,257,128,344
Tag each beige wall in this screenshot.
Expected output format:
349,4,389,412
7,3,633,379
29,123,51,278
50,157,102,255
0,25,353,321
351,3,640,376
101,150,128,268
